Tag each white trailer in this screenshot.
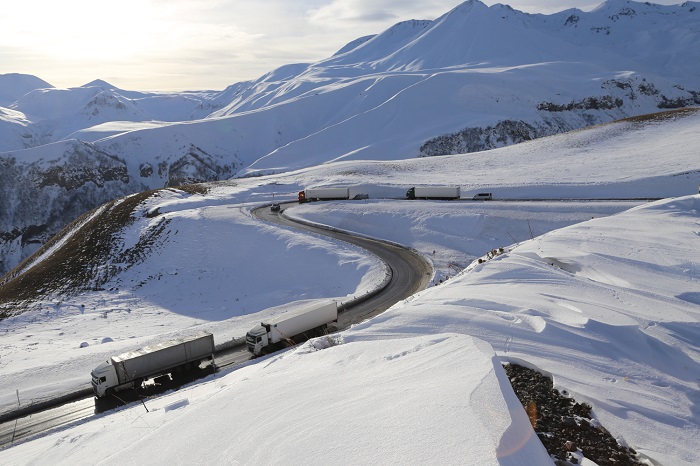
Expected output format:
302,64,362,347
299,187,350,202
91,332,215,398
406,186,460,200
246,300,338,356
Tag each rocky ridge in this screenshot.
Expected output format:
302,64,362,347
504,364,645,466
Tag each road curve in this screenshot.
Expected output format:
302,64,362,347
253,202,433,326
0,201,432,448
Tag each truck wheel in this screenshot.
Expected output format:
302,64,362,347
106,387,114,397
172,364,187,379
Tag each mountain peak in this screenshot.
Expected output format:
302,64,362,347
446,0,488,16
81,79,119,90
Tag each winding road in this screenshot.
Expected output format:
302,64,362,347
256,203,432,325
0,201,431,448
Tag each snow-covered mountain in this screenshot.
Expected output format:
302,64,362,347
0,74,52,108
1,0,700,274
3,79,228,150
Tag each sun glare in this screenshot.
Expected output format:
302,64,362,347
3,0,167,62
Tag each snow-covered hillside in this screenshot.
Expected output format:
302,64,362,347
1,0,700,275
0,74,51,108
5,81,228,148
0,103,698,465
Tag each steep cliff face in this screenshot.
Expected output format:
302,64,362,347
419,77,700,156
0,140,238,275
0,141,133,274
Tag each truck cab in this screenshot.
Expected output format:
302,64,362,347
246,325,269,356
91,361,118,397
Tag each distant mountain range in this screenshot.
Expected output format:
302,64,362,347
1,0,699,275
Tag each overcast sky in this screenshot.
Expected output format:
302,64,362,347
0,0,684,91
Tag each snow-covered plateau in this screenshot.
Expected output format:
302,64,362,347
2,0,700,274
0,99,698,464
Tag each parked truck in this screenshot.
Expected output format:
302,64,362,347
91,332,216,398
299,187,350,203
406,186,460,200
246,300,338,356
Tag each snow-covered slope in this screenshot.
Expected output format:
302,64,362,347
8,81,227,142
233,0,700,172
1,104,698,406
0,73,52,107
0,106,698,465
0,333,554,466
1,0,700,275
337,194,700,465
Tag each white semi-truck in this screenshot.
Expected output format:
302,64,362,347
246,300,338,356
91,332,216,398
299,187,350,203
406,186,460,200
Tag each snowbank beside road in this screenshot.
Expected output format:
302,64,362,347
287,200,643,284
0,333,552,466
342,195,700,465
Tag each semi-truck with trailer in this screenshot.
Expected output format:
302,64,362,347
246,300,338,356
91,332,216,398
406,186,460,200
299,187,350,203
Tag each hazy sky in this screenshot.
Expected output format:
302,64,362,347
0,0,684,91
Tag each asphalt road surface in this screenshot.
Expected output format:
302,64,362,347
254,202,432,325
